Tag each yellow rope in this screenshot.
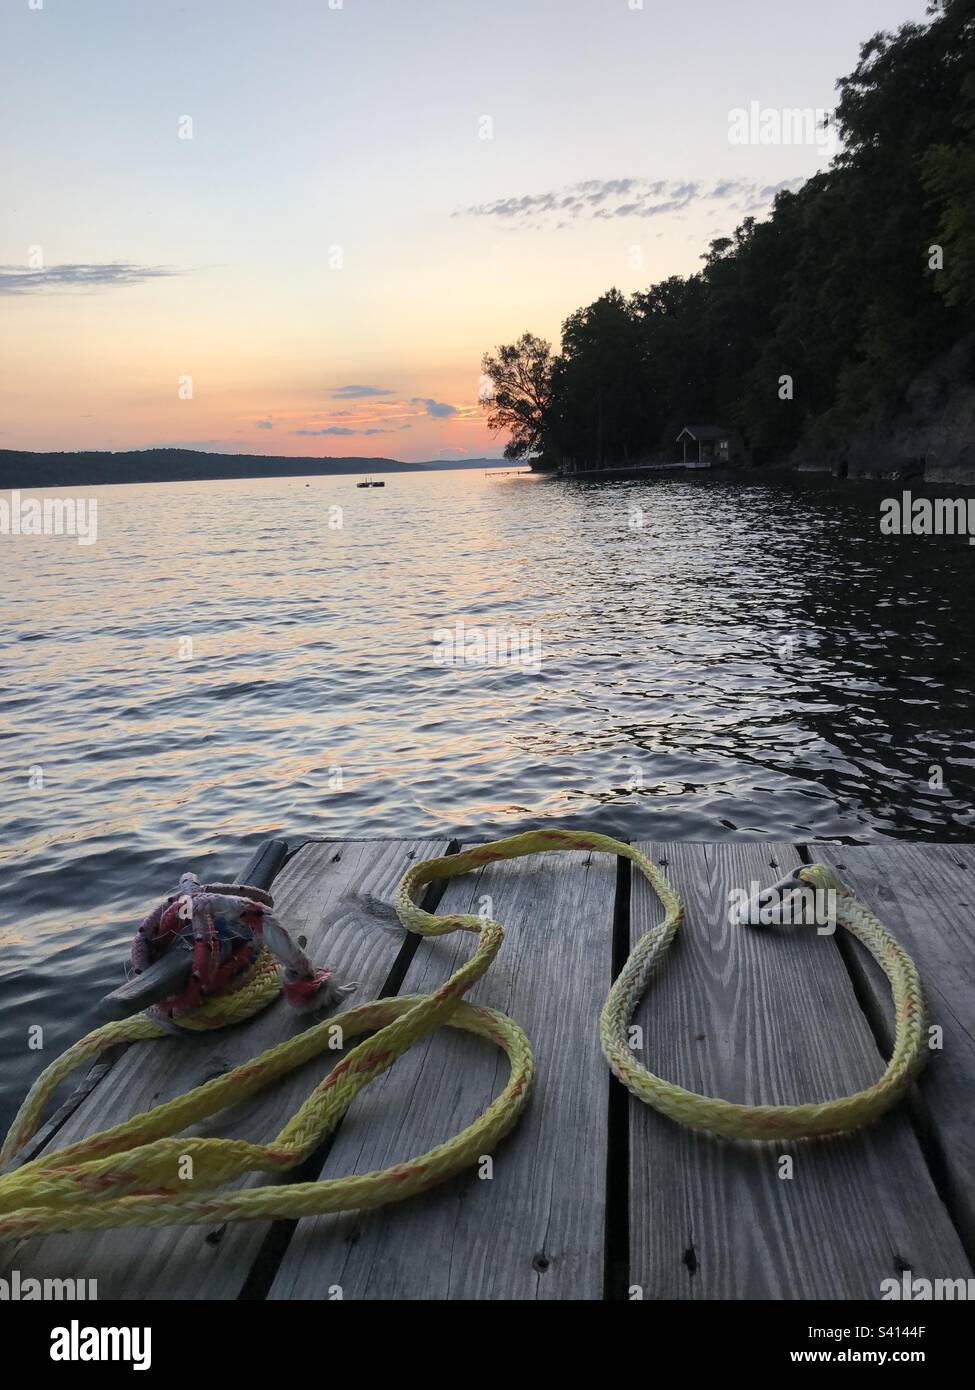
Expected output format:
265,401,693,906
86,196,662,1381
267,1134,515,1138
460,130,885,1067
0,832,930,1237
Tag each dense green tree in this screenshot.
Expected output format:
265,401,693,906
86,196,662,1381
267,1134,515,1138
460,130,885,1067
923,54,975,309
485,2,974,469
552,290,649,467
480,334,555,460
925,137,975,307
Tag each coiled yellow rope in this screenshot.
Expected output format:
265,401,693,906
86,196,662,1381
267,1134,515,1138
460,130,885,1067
0,831,930,1238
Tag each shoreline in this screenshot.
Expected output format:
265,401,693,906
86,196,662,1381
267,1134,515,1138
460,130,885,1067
0,449,509,490
542,460,975,487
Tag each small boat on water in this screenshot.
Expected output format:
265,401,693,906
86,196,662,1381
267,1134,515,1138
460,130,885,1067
370,479,385,487
357,478,386,488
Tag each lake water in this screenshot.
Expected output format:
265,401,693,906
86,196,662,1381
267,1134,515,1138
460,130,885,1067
2,467,975,1131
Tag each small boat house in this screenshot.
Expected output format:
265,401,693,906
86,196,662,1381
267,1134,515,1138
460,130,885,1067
676,425,741,468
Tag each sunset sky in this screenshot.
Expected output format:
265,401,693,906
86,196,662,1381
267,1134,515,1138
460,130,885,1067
0,0,929,462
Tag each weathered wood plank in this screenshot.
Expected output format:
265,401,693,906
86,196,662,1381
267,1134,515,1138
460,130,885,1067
0,839,449,1299
814,843,975,1256
627,842,972,1299
268,846,618,1300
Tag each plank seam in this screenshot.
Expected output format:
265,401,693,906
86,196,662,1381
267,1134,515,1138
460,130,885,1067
835,928,975,1269
237,839,462,1301
604,846,631,1302
805,843,975,1272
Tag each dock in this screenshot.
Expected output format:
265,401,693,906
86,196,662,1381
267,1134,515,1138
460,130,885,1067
556,461,690,480
2,838,973,1300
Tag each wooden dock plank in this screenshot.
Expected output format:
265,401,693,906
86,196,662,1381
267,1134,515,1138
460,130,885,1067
627,842,972,1300
0,839,449,1299
268,846,617,1300
814,843,975,1256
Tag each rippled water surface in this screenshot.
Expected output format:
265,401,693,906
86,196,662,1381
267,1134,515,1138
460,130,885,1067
2,468,975,1129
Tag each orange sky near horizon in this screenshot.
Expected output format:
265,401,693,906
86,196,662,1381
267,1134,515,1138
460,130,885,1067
0,0,931,463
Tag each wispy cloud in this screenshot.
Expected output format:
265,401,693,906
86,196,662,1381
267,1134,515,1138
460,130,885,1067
0,262,181,294
293,426,357,436
256,419,273,430
456,176,807,226
330,384,395,399
412,397,458,419
291,421,413,437
754,178,807,202
286,395,470,436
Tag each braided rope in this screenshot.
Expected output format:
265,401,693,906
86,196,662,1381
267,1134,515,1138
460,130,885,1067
0,833,929,1237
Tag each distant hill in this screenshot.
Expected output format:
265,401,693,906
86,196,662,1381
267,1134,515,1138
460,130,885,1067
0,448,508,488
415,457,510,471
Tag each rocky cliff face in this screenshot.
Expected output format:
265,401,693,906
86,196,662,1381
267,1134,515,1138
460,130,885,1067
794,334,975,483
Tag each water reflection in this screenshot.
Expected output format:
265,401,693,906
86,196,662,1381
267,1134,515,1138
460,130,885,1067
1,467,974,1127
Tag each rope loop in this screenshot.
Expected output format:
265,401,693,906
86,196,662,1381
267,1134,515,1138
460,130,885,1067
0,833,930,1236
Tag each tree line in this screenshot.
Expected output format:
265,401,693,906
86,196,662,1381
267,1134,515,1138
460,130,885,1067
481,0,975,470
